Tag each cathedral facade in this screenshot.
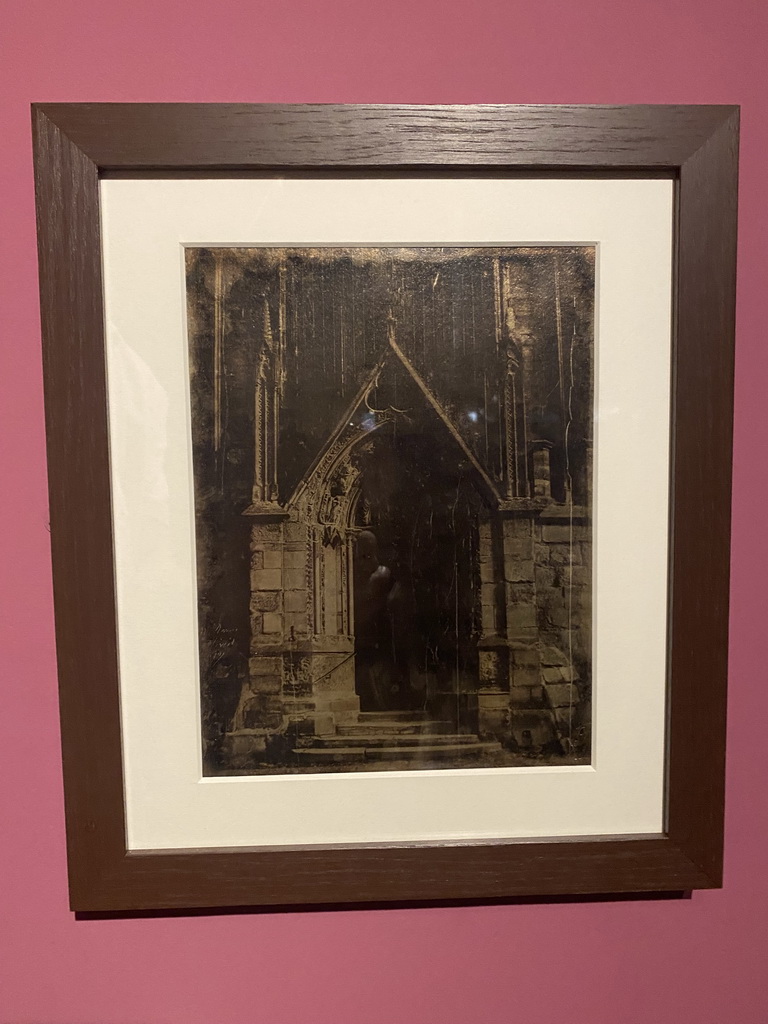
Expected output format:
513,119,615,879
185,246,594,773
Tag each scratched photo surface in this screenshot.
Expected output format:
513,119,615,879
185,247,594,775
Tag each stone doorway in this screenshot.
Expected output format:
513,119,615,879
350,412,486,720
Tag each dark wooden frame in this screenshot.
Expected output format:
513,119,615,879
31,104,739,913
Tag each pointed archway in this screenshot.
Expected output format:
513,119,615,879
239,331,551,751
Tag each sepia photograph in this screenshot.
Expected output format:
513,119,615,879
185,245,594,775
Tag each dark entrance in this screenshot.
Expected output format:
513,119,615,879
352,409,485,715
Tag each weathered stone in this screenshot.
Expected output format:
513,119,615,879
252,568,282,590
284,590,307,613
553,705,576,731
250,656,282,675
478,520,493,549
477,689,509,709
535,566,560,589
544,603,571,629
283,568,305,591
262,612,284,634
251,522,282,540
284,611,307,635
542,525,572,544
545,682,579,707
283,547,307,568
510,645,540,669
479,650,501,683
510,663,539,688
262,547,283,569
506,602,537,632
251,550,264,570
480,559,496,583
509,709,557,749
532,448,552,498
505,560,535,583
542,666,564,683
502,533,534,563
284,522,308,543
540,645,568,666
510,685,533,704
251,675,281,694
477,697,510,741
548,544,580,567
327,696,360,713
569,566,592,587
505,584,537,632
224,730,268,757
251,591,279,612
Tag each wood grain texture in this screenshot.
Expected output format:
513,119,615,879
35,103,731,169
665,108,739,884
32,107,128,908
30,104,739,912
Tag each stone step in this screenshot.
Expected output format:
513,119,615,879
357,710,429,721
366,741,501,761
291,740,502,765
338,720,453,736
315,732,482,749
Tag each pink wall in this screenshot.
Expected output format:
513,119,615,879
2,1,766,1021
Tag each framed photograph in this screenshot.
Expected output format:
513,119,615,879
32,104,738,912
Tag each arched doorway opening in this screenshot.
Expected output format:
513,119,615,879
351,417,486,714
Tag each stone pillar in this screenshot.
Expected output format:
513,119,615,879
531,443,553,500
477,512,542,741
501,515,538,644
226,511,360,761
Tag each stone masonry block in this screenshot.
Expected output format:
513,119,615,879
251,675,281,694
535,566,560,589
510,685,533,704
251,522,281,542
542,666,565,683
480,559,495,583
509,662,539,688
540,646,568,666
261,612,284,634
542,525,574,544
284,522,308,543
502,534,534,562
284,590,307,613
251,591,280,612
283,568,305,591
262,548,283,569
548,544,581,567
250,656,282,675
253,568,282,591
283,548,307,568
569,566,592,587
545,682,579,707
284,612,307,635
505,560,535,583
544,603,571,629
510,645,540,670
506,602,537,631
